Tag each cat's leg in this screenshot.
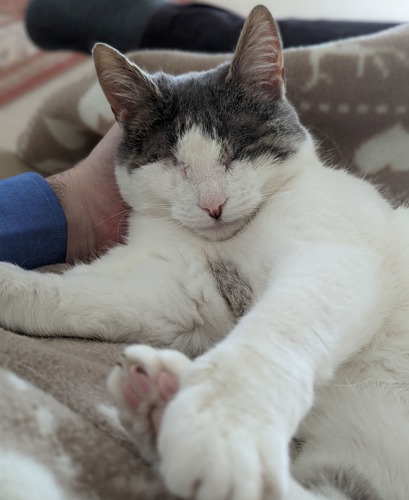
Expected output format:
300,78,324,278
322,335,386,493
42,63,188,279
149,245,384,500
0,261,141,340
108,345,343,499
0,253,229,348
107,344,192,464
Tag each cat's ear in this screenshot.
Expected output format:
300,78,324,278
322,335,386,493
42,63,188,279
228,5,284,96
93,43,161,123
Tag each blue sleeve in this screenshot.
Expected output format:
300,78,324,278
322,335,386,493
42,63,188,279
0,172,67,269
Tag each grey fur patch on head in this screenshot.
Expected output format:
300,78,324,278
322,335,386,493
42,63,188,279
117,63,306,171
302,466,383,500
208,259,253,320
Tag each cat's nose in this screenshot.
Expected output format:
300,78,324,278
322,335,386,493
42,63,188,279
200,199,226,220
206,206,223,220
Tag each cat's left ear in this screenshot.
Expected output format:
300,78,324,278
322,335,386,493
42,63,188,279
227,5,284,97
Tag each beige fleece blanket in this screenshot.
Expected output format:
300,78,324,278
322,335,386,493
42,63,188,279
2,24,409,499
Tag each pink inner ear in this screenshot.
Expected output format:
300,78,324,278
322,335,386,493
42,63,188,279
117,108,129,123
229,10,284,96
257,22,284,90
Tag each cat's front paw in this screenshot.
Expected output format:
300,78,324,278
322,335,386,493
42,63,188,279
158,370,290,500
0,262,30,323
0,261,25,289
109,346,291,499
107,344,191,464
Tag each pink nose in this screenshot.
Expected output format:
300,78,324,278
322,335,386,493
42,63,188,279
200,199,226,220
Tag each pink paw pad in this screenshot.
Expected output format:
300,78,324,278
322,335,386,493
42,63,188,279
157,371,179,400
151,371,179,432
122,365,152,409
122,363,179,424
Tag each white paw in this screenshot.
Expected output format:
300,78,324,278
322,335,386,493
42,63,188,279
107,344,191,464
157,362,290,500
109,345,291,499
0,262,31,326
0,261,26,289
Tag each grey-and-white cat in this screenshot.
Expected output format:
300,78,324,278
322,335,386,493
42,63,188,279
1,5,408,499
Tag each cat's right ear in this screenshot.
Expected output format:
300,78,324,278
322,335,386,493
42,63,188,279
93,43,161,124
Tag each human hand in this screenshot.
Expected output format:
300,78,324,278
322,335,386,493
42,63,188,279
47,123,129,262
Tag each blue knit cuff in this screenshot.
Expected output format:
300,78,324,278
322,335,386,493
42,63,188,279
0,172,67,269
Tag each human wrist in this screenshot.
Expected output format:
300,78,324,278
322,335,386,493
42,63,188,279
47,165,95,262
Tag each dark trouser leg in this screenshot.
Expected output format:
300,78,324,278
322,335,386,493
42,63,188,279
140,4,399,52
25,0,164,53
140,3,245,53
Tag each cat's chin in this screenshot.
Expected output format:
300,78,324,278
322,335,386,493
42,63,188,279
191,220,246,242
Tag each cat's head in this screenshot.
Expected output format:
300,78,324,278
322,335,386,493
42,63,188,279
93,5,310,241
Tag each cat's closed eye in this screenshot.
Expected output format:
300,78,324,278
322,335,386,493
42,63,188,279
224,155,236,170
170,156,189,177
179,161,189,177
